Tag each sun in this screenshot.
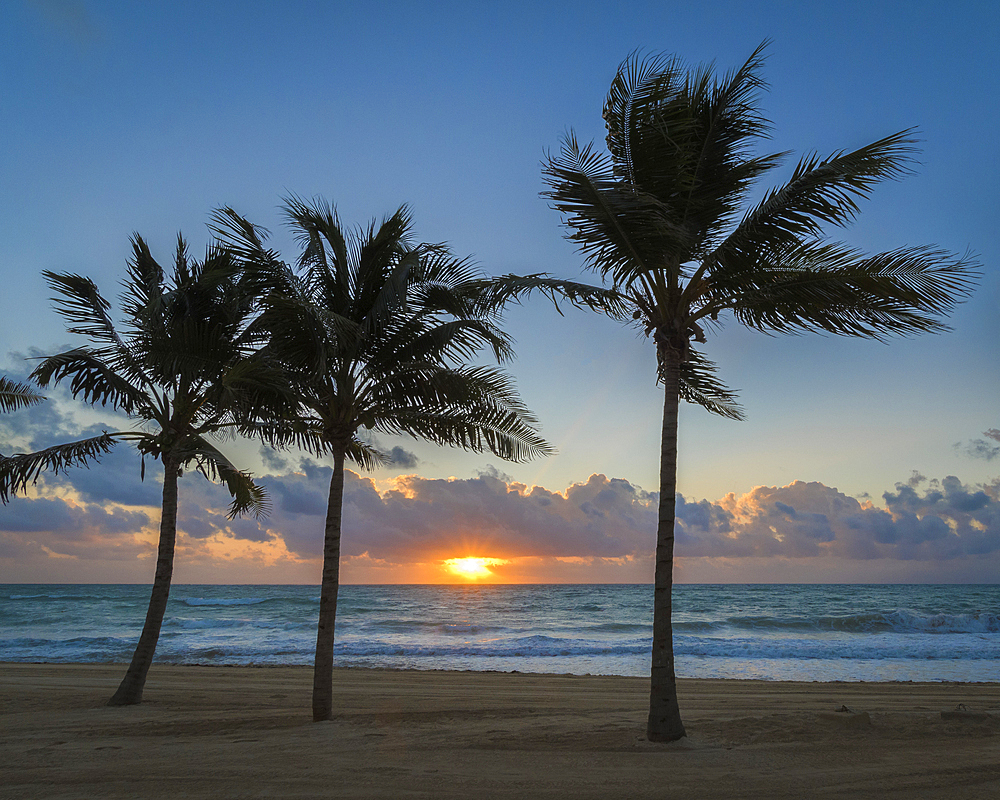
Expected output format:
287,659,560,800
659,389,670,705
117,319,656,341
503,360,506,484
443,557,506,580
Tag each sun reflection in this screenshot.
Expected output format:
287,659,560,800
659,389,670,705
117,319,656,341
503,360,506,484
443,557,507,580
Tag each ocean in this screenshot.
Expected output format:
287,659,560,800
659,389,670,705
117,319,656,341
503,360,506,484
1,584,998,682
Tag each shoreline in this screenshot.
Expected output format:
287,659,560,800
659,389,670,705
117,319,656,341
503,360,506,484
3,663,999,798
2,659,999,684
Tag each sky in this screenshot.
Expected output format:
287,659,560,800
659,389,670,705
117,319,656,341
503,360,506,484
0,0,997,584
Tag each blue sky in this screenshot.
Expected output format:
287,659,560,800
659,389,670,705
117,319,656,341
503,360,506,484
1,0,997,582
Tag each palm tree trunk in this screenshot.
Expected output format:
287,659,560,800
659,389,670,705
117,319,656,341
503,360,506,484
313,449,345,721
108,456,180,706
646,350,687,741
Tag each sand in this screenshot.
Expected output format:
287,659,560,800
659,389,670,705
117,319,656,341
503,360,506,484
1,663,999,799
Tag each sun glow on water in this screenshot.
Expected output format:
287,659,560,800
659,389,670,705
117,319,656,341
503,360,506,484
443,557,507,580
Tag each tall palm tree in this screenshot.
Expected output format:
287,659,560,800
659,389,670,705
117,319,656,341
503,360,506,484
1,376,116,503
214,198,553,721
31,233,292,706
492,44,979,741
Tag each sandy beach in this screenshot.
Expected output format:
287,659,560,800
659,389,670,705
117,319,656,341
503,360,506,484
1,663,998,799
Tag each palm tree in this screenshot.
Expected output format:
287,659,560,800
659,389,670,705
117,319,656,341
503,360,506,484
1,376,116,503
213,198,553,721
492,44,979,741
31,233,292,706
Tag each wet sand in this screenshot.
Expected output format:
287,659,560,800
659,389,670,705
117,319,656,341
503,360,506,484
2,663,998,798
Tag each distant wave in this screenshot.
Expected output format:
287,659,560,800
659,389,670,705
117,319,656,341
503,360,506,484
5,630,1000,668
585,622,650,633
9,593,107,601
163,617,306,632
180,597,274,607
364,619,505,635
674,634,1000,661
722,609,1000,634
335,634,652,659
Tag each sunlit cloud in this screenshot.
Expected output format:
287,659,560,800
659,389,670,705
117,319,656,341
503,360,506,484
3,386,999,583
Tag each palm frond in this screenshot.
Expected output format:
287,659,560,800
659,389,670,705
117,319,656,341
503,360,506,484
208,207,273,263
352,207,412,321
370,316,514,371
0,432,118,503
715,242,979,339
604,50,687,185
43,271,128,351
31,349,150,415
257,293,364,375
120,235,166,327
249,416,335,457
543,132,687,285
713,130,920,272
671,41,774,246
470,273,629,318
184,436,270,520
209,207,297,303
282,194,353,313
360,247,416,337
676,349,744,420
346,439,390,471
372,364,554,462
0,376,44,413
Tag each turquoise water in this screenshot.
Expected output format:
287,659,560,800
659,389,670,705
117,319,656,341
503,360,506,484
2,584,998,681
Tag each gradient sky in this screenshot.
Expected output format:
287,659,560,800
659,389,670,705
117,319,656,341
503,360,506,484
1,0,997,583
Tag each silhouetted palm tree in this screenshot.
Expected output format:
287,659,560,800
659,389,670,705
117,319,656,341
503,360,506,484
1,376,116,503
32,234,291,705
214,198,552,721
491,43,979,741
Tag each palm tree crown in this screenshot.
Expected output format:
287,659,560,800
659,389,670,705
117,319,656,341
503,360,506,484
543,43,976,414
218,197,552,468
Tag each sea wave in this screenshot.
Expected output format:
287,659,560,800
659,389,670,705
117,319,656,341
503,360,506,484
3,584,998,681
585,622,651,633
674,633,1000,661
163,617,308,632
6,630,1000,667
364,619,504,635
8,593,108,601
180,597,273,607
722,609,1000,634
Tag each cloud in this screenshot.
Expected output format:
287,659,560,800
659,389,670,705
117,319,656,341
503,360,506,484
957,429,1000,462
20,457,994,573
387,446,419,469
181,469,659,564
675,476,1000,562
260,446,290,474
0,494,154,563
45,433,163,508
3,375,999,584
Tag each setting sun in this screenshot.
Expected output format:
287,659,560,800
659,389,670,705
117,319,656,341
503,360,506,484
443,557,507,580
